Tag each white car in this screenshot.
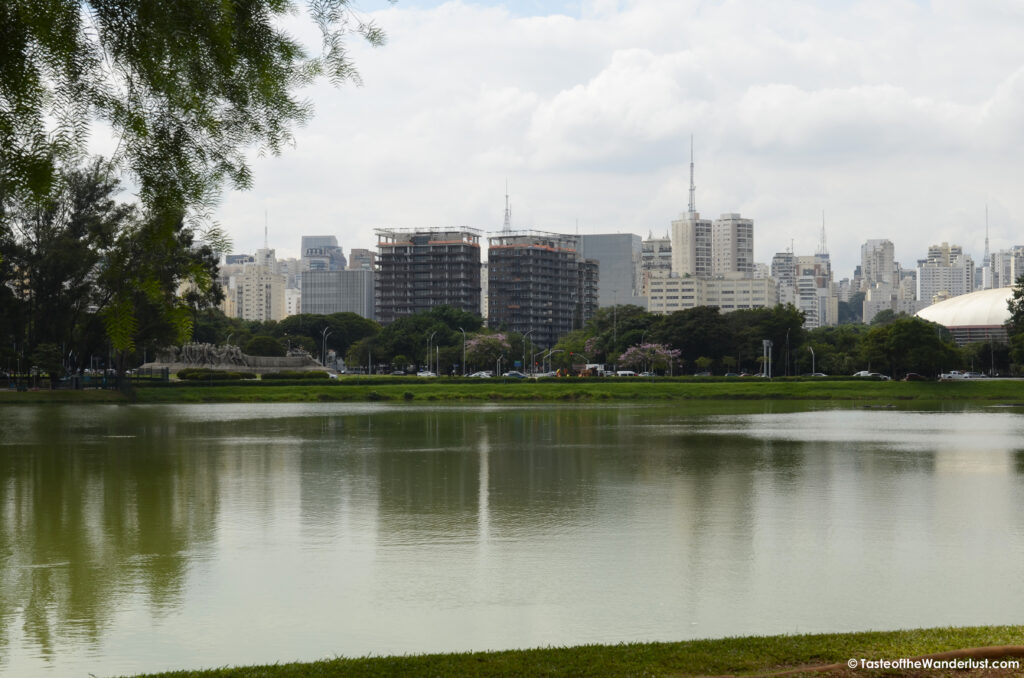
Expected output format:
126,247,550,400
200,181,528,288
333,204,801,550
468,371,492,378
416,371,437,377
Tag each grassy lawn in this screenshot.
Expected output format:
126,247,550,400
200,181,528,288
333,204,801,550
3,378,1024,404
131,377,1023,404
121,626,1024,677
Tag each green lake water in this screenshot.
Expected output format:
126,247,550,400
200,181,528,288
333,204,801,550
2,402,1024,676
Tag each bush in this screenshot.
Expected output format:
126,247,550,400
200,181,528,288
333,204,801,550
177,368,257,381
261,371,330,380
244,335,286,357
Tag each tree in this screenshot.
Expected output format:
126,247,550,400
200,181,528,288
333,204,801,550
2,0,391,217
0,160,132,368
1008,274,1024,369
245,335,285,357
617,343,680,373
465,333,511,372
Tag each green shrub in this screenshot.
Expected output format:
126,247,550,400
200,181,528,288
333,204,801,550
244,335,285,357
403,391,415,400
261,371,330,380
177,368,257,381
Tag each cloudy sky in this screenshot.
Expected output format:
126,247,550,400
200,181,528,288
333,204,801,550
213,0,1024,279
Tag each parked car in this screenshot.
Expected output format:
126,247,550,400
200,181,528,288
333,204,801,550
390,370,406,376
615,370,637,377
638,371,656,377
502,371,527,378
416,370,437,377
853,370,872,377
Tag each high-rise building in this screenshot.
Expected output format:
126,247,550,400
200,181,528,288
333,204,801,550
347,248,375,271
375,228,481,324
670,137,714,278
711,213,754,277
646,276,777,314
579,233,644,308
301,235,346,271
917,242,974,303
860,239,896,289
990,246,1024,288
232,265,287,322
670,214,713,277
487,231,595,348
301,269,375,319
640,232,672,293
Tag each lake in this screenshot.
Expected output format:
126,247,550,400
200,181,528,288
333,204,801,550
2,402,1024,676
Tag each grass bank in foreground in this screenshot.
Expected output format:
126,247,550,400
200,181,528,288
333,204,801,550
123,626,1024,677
127,378,1024,404
3,378,1022,405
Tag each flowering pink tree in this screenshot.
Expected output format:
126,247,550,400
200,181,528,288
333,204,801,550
617,343,681,372
465,333,511,371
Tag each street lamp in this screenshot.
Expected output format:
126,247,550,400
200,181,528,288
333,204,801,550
320,327,333,367
459,327,467,376
808,345,815,375
522,329,535,375
426,330,437,374
543,349,564,372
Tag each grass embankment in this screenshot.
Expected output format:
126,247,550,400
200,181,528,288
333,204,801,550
3,378,1023,405
128,377,1024,404
123,626,1024,677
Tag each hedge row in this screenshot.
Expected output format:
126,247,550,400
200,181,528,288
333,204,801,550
176,368,258,381
261,370,330,380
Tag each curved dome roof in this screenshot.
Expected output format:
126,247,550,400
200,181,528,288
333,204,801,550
916,287,1013,327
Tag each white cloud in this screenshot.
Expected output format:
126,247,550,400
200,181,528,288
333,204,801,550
209,0,1024,277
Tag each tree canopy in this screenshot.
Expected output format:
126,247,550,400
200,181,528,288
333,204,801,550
1,0,390,216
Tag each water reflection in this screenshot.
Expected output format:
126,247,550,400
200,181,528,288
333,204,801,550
1,404,1024,676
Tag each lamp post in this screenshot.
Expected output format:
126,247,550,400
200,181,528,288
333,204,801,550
808,345,815,376
320,327,333,367
426,330,436,374
459,327,467,376
543,349,564,373
522,329,535,375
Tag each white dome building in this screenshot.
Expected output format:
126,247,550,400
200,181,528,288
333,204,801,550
915,287,1013,345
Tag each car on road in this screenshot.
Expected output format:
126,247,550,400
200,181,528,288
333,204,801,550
693,371,712,377
502,371,527,378
468,371,492,378
416,370,437,377
639,371,656,377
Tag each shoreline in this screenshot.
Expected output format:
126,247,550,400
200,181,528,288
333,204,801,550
120,626,1024,677
3,378,1023,405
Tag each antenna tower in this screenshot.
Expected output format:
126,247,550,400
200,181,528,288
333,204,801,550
816,210,828,255
503,180,512,232
984,205,990,266
688,134,696,217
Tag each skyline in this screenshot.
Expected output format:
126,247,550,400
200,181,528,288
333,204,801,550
157,0,1024,277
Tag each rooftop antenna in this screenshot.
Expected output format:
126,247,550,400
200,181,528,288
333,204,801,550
503,180,512,232
687,134,696,217
816,210,828,255
984,204,990,266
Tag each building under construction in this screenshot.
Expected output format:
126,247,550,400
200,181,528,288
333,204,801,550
375,228,481,324
487,231,598,348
